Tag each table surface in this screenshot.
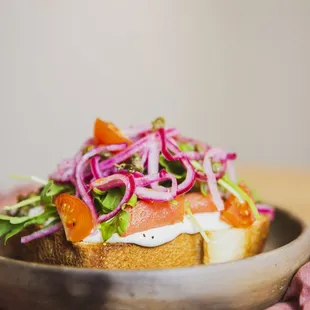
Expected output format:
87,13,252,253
238,165,310,222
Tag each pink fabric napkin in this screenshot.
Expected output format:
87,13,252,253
266,262,310,309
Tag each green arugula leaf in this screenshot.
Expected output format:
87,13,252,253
24,209,58,227
40,181,72,207
125,194,137,208
99,218,117,242
93,187,105,195
4,224,25,244
1,207,59,244
117,210,130,235
159,155,186,180
4,196,41,211
94,188,123,214
0,220,14,237
94,188,137,212
0,214,36,224
4,181,72,212
40,181,53,206
178,142,195,152
99,209,131,241
1,179,67,244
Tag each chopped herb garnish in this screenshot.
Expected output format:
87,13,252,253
152,117,166,131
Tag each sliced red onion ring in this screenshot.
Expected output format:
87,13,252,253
181,151,205,160
122,125,178,140
196,148,237,181
50,138,95,183
147,137,160,175
134,173,162,187
50,159,76,183
147,137,170,192
166,138,196,195
176,158,196,195
159,129,204,161
132,171,144,178
256,204,275,220
135,169,177,192
140,148,149,168
212,151,237,180
135,186,176,201
21,222,63,244
203,148,225,211
90,174,135,223
195,171,208,182
90,156,102,179
99,136,151,172
122,124,151,139
69,177,80,197
99,128,178,172
226,161,237,183
158,128,175,161
76,144,127,220
226,153,237,161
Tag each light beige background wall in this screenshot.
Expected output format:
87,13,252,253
0,1,309,189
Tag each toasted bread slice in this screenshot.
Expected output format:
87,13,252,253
203,215,270,264
13,216,270,270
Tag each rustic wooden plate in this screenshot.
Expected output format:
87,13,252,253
0,207,309,310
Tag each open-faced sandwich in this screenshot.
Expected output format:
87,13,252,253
0,117,274,270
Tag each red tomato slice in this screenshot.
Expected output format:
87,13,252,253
94,118,132,146
55,194,95,242
220,183,255,228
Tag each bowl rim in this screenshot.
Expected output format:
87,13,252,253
0,206,309,275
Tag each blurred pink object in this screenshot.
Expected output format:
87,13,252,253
267,262,310,309
0,184,40,211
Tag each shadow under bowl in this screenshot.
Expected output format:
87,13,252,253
0,207,309,310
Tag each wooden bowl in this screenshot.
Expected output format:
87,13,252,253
0,207,309,310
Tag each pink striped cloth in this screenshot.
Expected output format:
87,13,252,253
266,263,310,309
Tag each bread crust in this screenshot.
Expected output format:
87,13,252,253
13,216,270,270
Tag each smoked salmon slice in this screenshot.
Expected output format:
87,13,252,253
123,193,217,236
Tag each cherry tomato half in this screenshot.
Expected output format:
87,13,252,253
55,193,95,242
94,118,132,146
220,183,255,228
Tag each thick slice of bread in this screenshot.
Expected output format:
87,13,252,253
204,215,270,264
13,216,270,270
